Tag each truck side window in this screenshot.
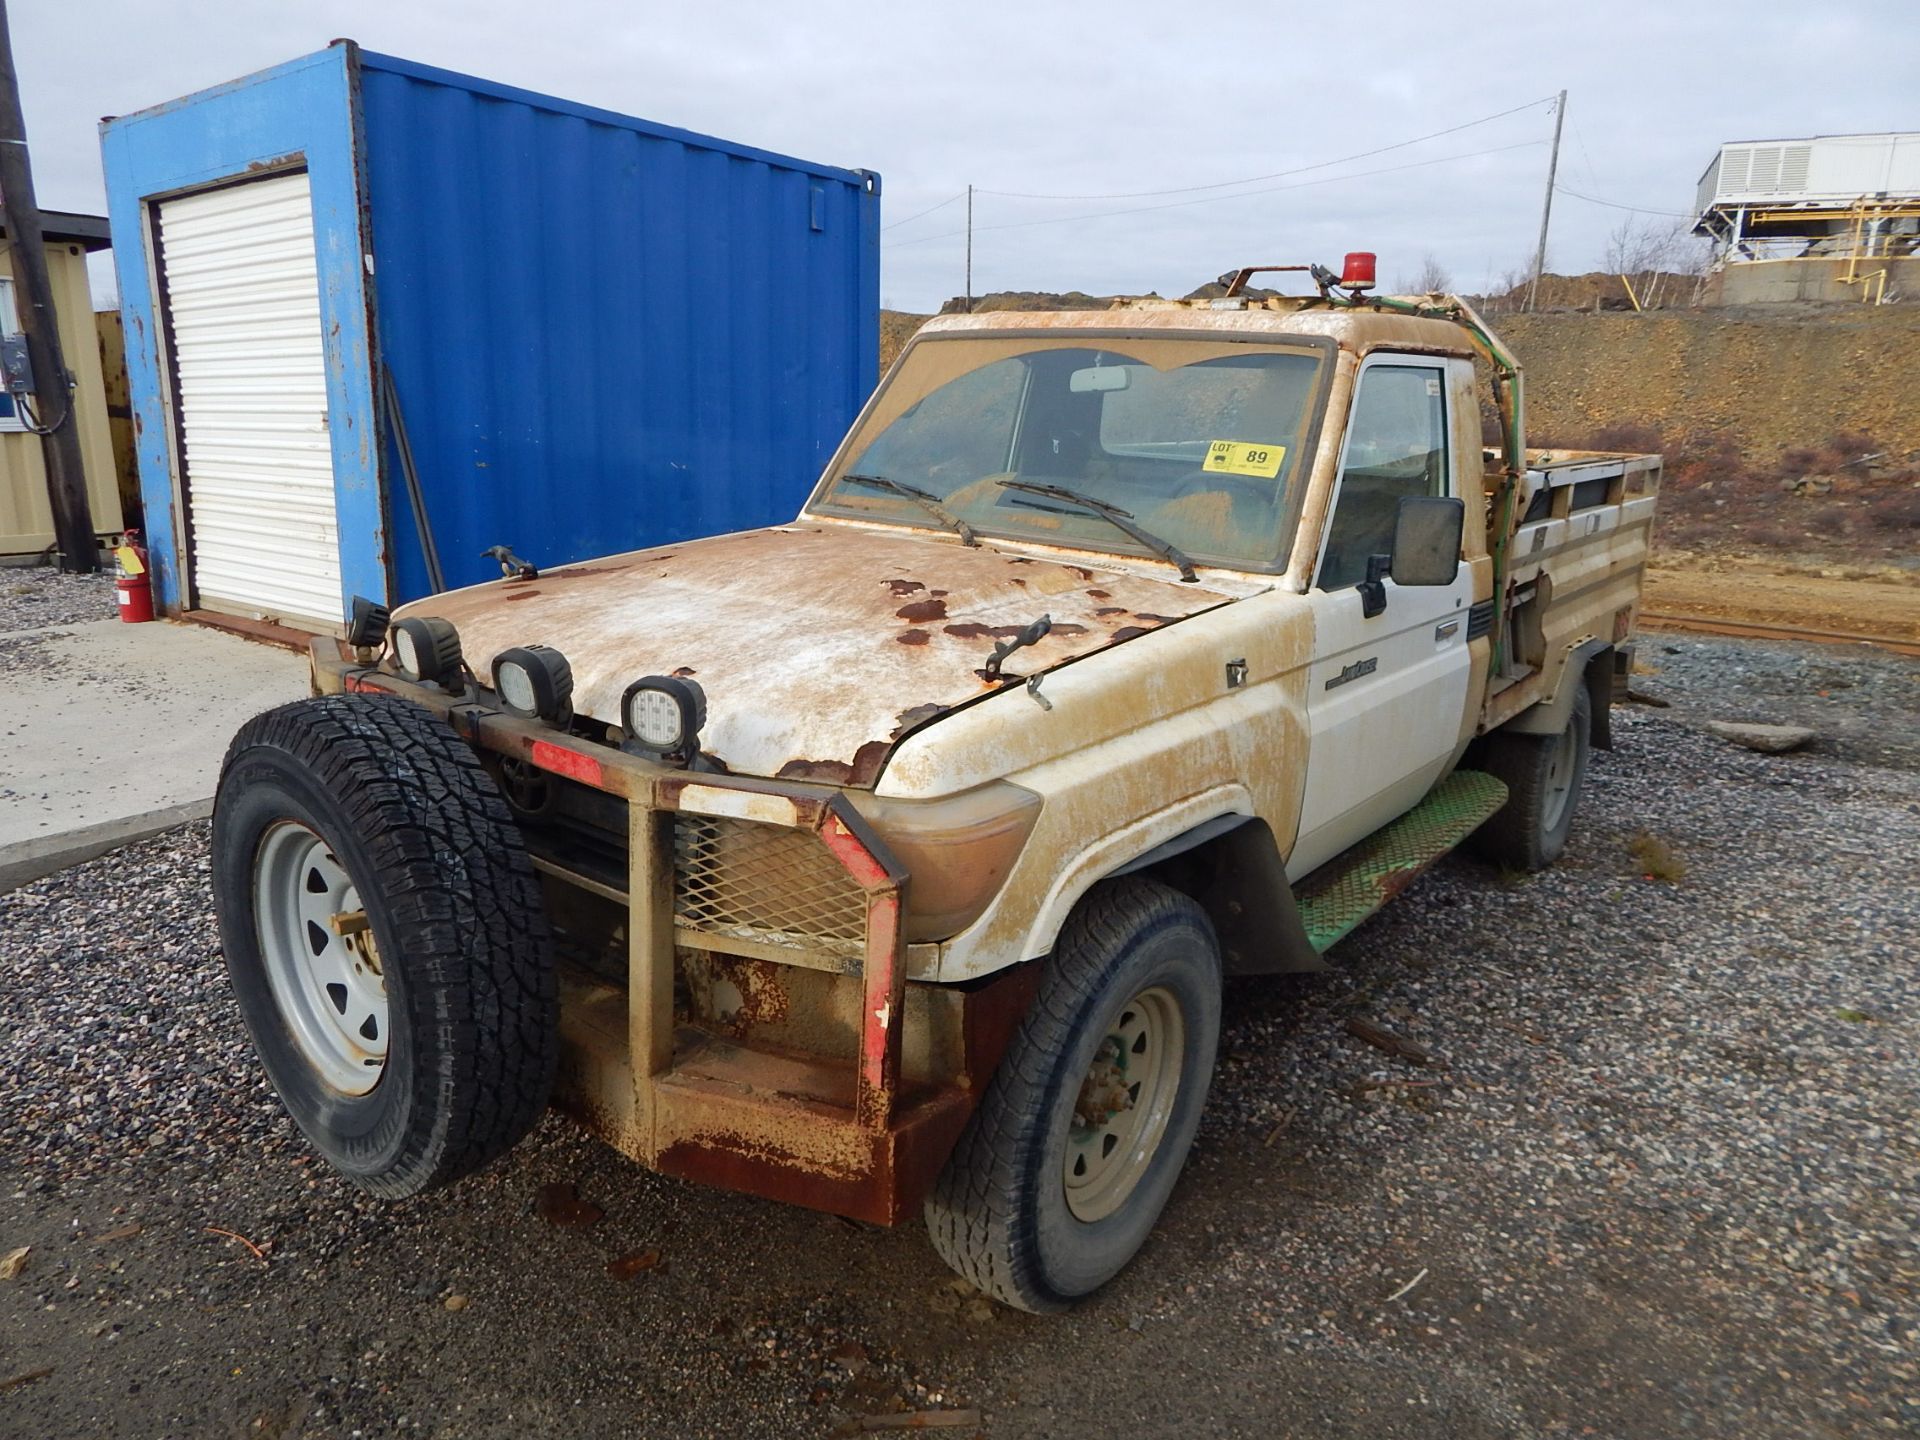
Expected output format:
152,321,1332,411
1317,364,1449,590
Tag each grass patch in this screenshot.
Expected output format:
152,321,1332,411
1628,830,1687,883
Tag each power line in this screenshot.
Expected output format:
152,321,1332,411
1566,113,1605,193
889,138,1547,249
973,94,1558,202
881,189,967,232
1553,183,1693,220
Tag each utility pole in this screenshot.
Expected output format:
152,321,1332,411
0,0,94,571
964,184,973,314
1525,90,1567,315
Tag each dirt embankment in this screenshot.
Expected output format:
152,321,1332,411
1498,306,1920,464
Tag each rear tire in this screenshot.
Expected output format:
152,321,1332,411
925,878,1221,1312
212,694,558,1197
1475,684,1592,871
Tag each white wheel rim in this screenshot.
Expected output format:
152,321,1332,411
1541,721,1579,832
253,822,389,1095
1063,986,1185,1223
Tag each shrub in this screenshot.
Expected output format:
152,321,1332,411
1777,446,1820,477
1628,831,1686,883
1866,490,1920,532
1589,422,1665,454
1826,431,1877,462
1665,429,1748,490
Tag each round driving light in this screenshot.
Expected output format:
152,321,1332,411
390,616,462,686
619,675,706,760
492,644,573,722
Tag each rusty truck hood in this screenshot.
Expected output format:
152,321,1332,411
398,525,1261,785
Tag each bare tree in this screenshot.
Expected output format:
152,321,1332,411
1473,258,1537,314
1396,252,1453,294
1604,216,1709,308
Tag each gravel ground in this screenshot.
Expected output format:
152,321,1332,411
1,635,1915,1438
0,566,117,633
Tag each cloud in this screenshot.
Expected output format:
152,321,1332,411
20,0,1920,312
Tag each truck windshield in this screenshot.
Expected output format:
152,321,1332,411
811,335,1328,572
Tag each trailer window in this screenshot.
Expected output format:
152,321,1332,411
1318,363,1449,590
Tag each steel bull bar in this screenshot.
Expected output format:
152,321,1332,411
312,640,1032,1222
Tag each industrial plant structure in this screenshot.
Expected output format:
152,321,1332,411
1693,131,1919,304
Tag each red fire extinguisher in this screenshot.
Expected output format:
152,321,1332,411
115,530,154,623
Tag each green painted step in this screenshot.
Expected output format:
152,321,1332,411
1295,769,1509,953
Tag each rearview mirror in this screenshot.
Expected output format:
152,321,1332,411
1390,495,1464,587
1069,365,1132,394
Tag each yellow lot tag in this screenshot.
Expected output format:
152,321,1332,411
114,544,145,576
1203,441,1286,479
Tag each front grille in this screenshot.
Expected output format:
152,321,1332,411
671,814,869,961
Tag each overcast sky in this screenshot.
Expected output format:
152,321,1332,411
17,0,1919,312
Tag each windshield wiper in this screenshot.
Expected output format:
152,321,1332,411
994,480,1198,583
839,474,978,546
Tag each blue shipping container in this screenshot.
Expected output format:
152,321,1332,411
101,42,879,628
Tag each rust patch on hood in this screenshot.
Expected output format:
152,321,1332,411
892,703,946,737
777,757,856,784
395,526,1260,784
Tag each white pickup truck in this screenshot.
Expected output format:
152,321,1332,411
211,260,1661,1311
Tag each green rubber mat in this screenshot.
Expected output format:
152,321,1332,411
1296,769,1509,953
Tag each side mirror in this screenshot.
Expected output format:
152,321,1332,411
1390,495,1465,587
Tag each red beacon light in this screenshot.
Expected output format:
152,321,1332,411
1340,252,1377,291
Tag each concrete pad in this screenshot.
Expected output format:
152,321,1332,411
0,618,311,889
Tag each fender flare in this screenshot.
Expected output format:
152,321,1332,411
1095,814,1324,976
1008,789,1323,977
1503,637,1611,737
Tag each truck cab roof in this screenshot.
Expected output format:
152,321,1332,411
918,298,1481,362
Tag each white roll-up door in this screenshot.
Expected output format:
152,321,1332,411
158,172,341,627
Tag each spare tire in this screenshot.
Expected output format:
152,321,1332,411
212,693,558,1197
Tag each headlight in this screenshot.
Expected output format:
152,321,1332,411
391,617,462,686
850,781,1042,941
620,675,706,761
492,645,573,722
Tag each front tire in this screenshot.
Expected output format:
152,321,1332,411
925,878,1221,1312
212,694,558,1198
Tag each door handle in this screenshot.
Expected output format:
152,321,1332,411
1435,620,1461,641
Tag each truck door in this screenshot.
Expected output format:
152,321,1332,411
1289,356,1474,879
